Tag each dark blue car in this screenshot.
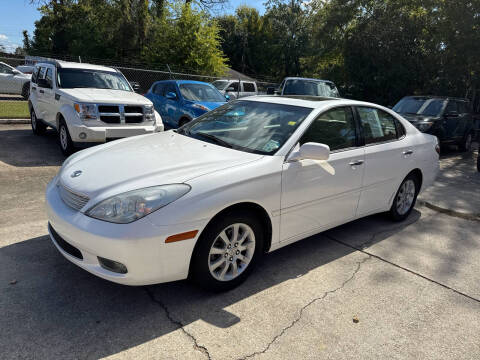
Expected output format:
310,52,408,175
145,80,228,129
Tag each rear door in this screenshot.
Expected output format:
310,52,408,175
355,106,414,216
41,67,57,126
163,82,181,127
443,100,461,141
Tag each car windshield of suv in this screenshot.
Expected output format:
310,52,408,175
212,80,229,91
179,100,312,155
283,79,340,97
179,83,226,102
57,68,131,91
393,98,446,117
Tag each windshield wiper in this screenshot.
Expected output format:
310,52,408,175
195,132,234,149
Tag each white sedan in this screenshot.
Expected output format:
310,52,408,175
0,61,31,99
46,96,439,291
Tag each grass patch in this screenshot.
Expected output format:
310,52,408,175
0,101,29,119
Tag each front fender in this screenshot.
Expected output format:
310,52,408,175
57,104,80,130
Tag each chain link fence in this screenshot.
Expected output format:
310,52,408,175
0,53,279,119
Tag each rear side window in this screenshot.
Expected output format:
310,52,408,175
38,67,46,80
357,107,398,144
243,82,255,92
300,107,357,151
45,68,53,87
228,82,239,91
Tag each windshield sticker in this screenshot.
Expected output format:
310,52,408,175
263,140,280,152
288,121,296,126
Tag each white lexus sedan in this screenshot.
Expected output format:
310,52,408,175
46,96,439,291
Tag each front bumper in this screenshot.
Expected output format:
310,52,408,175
69,123,163,144
45,179,206,285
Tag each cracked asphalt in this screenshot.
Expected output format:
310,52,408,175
1,125,479,360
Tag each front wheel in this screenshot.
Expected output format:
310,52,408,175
58,120,74,156
190,212,264,292
389,174,419,221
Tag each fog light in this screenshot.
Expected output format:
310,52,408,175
98,256,128,274
79,132,87,139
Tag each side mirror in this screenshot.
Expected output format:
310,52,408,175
166,92,177,100
225,94,230,101
226,87,235,92
266,87,275,95
288,142,330,162
37,78,51,89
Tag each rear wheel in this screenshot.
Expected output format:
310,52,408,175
178,118,190,128
30,107,46,135
58,120,74,156
389,174,419,221
459,132,472,152
190,211,264,292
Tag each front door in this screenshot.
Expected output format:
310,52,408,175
280,106,365,242
40,67,56,126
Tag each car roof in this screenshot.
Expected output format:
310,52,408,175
36,60,117,72
241,95,381,109
402,95,469,102
212,79,255,82
154,80,214,86
284,77,336,84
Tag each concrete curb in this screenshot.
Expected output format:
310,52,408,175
0,119,30,124
418,200,480,222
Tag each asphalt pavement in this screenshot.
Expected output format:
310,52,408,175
1,124,479,360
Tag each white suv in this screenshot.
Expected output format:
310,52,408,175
211,79,258,99
29,60,163,155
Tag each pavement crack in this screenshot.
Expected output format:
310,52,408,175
238,256,371,360
144,287,212,360
325,234,480,304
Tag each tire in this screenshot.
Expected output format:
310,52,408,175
178,118,190,128
477,152,480,172
459,132,472,152
190,211,264,292
389,174,419,222
58,120,74,156
30,107,46,135
21,82,30,100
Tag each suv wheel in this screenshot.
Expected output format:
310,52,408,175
459,133,472,152
389,174,419,222
190,211,264,292
58,120,74,155
30,108,46,135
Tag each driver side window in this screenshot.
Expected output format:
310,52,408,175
0,63,13,74
300,107,357,151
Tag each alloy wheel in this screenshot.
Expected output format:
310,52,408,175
208,223,256,282
396,179,416,215
60,125,68,150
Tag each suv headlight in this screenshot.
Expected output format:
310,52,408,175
74,103,97,120
144,104,155,122
85,184,191,223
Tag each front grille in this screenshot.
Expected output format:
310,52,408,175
58,183,90,211
49,223,83,260
98,105,119,113
125,106,143,114
125,116,143,123
100,115,121,124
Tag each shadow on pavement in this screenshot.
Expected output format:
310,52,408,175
0,210,435,359
0,127,65,167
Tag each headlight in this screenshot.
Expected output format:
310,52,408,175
416,121,433,132
86,184,191,223
192,103,210,112
74,103,97,120
144,104,155,121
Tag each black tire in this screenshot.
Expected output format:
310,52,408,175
477,152,480,172
190,211,264,292
30,107,46,135
459,132,472,152
178,118,190,128
21,82,30,100
389,173,420,222
58,120,75,156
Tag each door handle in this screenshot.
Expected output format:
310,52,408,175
349,160,364,166
403,150,414,155
39,89,44,94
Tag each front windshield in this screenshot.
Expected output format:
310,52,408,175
393,97,446,117
212,80,229,91
57,68,132,91
180,100,312,155
283,79,340,97
179,83,226,102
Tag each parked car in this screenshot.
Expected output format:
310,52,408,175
29,60,163,155
145,80,227,129
393,96,475,152
212,79,258,99
0,61,31,99
46,96,439,291
267,77,340,98
16,65,36,74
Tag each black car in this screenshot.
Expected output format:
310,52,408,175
393,96,475,151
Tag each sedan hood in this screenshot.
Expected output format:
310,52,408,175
59,88,152,105
59,131,262,199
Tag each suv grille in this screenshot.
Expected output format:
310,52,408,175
58,184,90,211
98,105,145,124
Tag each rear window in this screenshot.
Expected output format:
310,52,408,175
243,82,255,92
